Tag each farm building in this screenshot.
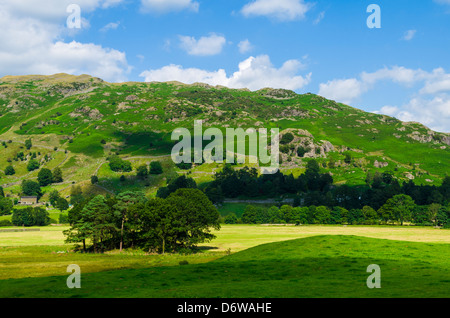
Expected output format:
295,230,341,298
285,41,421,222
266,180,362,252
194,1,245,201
19,196,38,205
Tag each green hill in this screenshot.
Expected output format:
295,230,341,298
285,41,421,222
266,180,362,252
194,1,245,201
0,73,449,197
0,235,449,298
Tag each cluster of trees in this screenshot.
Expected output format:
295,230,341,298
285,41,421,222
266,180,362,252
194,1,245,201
137,161,163,179
11,207,51,226
204,161,333,203
37,167,63,186
228,194,450,227
202,160,449,214
64,188,220,253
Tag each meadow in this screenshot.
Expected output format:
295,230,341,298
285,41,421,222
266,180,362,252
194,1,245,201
0,224,449,298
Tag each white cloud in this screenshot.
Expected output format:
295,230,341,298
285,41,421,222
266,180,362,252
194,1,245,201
100,21,120,32
0,1,130,82
319,66,441,105
140,0,199,13
322,66,450,132
0,0,124,21
179,34,226,56
376,96,450,133
361,66,428,86
402,29,416,41
318,79,366,105
238,39,253,54
241,0,313,21
140,55,311,91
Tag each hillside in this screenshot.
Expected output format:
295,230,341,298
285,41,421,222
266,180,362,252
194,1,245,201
0,73,449,198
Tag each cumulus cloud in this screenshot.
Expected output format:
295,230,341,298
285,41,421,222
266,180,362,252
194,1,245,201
376,96,450,133
238,39,253,54
318,79,366,105
323,66,450,132
319,66,443,105
140,0,199,13
140,55,311,91
179,34,226,56
0,1,130,82
241,0,313,21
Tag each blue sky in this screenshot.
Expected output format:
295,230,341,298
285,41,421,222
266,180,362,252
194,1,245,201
1,0,450,132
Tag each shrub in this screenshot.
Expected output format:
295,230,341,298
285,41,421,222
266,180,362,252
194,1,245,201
297,146,310,157
27,159,40,171
280,132,294,145
91,175,99,184
149,161,163,175
0,220,12,227
4,165,15,175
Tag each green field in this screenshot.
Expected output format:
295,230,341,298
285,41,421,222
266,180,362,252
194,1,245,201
0,225,449,298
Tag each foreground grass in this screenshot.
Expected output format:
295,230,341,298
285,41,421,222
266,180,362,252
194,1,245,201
0,235,449,298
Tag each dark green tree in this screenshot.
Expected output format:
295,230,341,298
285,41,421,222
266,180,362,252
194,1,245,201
25,139,32,150
27,159,40,171
56,197,69,212
37,168,53,186
53,167,63,183
4,165,15,175
149,161,163,175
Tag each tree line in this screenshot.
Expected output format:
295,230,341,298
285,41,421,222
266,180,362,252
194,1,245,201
225,194,450,228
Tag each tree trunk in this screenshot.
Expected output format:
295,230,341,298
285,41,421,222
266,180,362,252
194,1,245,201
120,218,124,252
83,239,86,252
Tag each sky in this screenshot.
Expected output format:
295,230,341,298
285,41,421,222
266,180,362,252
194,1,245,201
0,0,450,132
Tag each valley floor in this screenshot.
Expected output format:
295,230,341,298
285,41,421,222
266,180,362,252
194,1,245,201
0,225,449,298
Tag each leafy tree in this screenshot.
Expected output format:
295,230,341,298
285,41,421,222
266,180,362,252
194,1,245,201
157,175,197,199
378,194,415,225
49,190,60,206
108,155,132,172
113,191,147,251
70,185,84,205
4,165,15,175
53,167,63,183
313,206,332,224
427,203,441,227
344,153,352,164
56,197,69,212
224,213,238,224
136,165,149,179
27,159,40,171
21,180,42,198
164,188,220,251
0,197,13,216
0,186,4,198
91,175,99,184
362,205,378,225
296,146,310,158
25,139,32,150
306,159,320,174
37,168,53,186
12,207,49,226
149,161,163,175
65,195,115,253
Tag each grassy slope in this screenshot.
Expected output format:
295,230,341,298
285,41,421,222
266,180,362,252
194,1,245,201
1,74,449,197
0,235,449,298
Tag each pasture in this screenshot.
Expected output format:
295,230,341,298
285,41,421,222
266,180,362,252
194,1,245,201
0,225,449,298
